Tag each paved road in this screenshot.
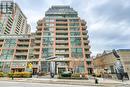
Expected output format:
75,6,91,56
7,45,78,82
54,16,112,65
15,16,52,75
0,81,98,87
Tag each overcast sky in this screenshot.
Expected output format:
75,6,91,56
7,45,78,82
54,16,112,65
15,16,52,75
15,0,130,56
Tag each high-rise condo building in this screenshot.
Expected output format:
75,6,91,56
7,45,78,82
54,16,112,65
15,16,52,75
0,1,30,34
35,6,92,74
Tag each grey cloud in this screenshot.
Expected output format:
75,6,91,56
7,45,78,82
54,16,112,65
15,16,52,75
92,0,130,22
15,0,130,56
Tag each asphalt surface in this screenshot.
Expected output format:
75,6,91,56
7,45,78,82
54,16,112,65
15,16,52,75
0,81,98,87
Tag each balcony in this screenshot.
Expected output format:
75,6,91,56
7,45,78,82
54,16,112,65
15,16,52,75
56,19,67,22
14,57,27,60
35,35,41,38
56,26,68,28
36,26,42,29
85,51,91,54
37,20,43,25
18,39,30,43
33,51,40,54
34,46,41,48
15,52,28,55
82,26,87,30
81,20,86,25
56,40,68,43
56,30,68,32
84,45,91,49
56,45,68,48
0,42,3,44
17,42,29,45
16,45,29,48
84,40,90,44
83,36,89,40
34,40,41,43
56,35,68,37
55,51,69,54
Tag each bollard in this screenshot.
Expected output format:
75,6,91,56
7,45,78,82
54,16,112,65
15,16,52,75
11,76,14,80
95,78,98,84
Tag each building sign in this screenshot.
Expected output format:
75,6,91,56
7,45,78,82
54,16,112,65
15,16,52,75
0,1,14,14
28,63,33,69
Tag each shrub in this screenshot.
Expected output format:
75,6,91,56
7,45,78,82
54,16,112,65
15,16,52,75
8,72,13,77
61,71,72,77
71,73,86,79
13,72,21,78
21,72,32,78
8,72,31,78
38,72,47,76
72,73,80,77
0,72,4,77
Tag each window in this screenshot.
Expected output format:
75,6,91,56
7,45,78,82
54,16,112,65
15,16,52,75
4,62,10,68
71,48,83,58
43,32,54,36
69,23,79,26
70,32,80,36
44,27,54,31
45,23,54,27
2,49,14,54
69,19,79,22
70,27,79,31
0,49,14,59
4,39,16,48
0,62,4,70
45,19,55,22
70,37,81,46
42,48,53,58
43,37,54,46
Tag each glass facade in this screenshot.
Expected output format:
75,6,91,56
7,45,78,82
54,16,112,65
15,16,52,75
43,32,54,36
3,62,10,72
71,48,83,58
45,23,54,27
41,61,50,72
70,27,80,31
45,18,55,22
69,23,79,26
42,48,53,58
69,19,79,22
4,39,16,48
0,62,4,71
43,37,53,47
70,37,81,46
0,49,14,60
44,27,54,31
70,32,80,36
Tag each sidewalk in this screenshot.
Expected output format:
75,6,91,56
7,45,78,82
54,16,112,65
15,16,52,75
0,77,130,86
